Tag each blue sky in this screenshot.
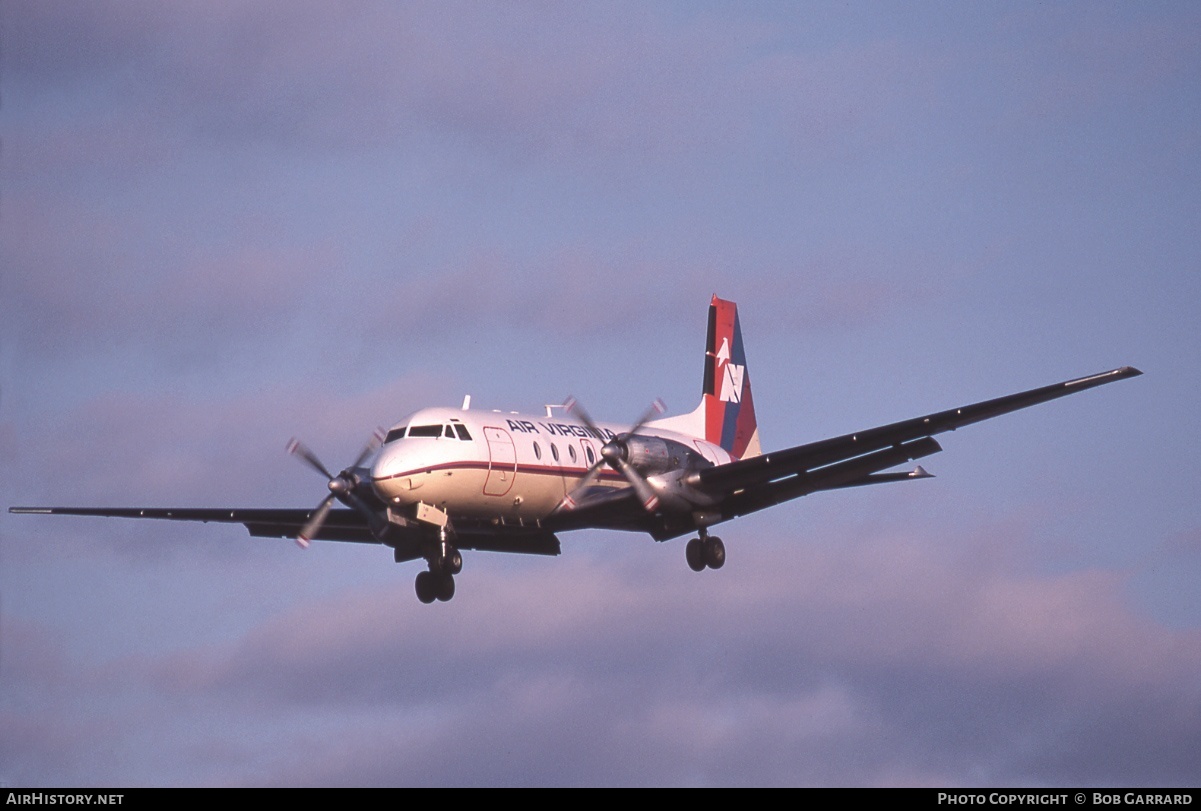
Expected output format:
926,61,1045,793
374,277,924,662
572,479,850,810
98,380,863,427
2,1,1199,786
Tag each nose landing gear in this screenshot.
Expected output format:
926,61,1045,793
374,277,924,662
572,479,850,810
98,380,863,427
414,569,454,603
414,542,463,603
685,530,725,572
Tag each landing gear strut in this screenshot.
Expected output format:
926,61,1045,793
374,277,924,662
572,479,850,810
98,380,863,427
686,530,725,572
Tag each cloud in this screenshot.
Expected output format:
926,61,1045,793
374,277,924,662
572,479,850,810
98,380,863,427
5,2,952,167
11,522,1181,786
2,190,337,362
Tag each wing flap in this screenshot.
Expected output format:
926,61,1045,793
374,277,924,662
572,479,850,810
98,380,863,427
723,436,942,517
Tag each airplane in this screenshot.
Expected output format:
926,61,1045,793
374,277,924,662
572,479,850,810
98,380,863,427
10,296,1141,604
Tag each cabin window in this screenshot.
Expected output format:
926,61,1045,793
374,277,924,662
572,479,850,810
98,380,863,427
585,446,596,465
385,427,407,444
408,425,442,438
533,442,542,460
454,424,472,441
551,443,560,463
568,445,578,464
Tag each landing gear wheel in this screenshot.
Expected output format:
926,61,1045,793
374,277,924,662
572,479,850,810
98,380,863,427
444,548,463,575
704,536,726,570
435,573,456,602
686,538,707,572
415,570,437,604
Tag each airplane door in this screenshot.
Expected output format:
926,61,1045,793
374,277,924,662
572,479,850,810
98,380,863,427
579,439,598,474
483,427,517,496
569,438,597,496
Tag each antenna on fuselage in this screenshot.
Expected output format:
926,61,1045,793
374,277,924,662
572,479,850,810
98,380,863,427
544,402,569,418
461,395,471,411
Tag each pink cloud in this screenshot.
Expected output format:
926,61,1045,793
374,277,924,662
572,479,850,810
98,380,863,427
96,516,1197,784
7,498,1198,785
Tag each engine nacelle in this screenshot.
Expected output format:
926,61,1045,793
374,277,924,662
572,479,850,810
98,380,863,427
620,435,672,474
618,436,710,477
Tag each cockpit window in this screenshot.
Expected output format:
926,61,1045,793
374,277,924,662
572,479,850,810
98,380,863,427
391,422,471,441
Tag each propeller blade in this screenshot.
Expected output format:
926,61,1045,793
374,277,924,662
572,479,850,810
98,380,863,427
563,396,602,438
613,456,660,512
565,397,666,440
562,397,667,513
348,428,386,471
287,438,335,480
297,493,335,548
558,457,608,511
625,398,667,438
289,430,389,545
343,489,386,538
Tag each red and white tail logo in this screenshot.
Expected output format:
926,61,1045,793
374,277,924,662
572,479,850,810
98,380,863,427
702,296,760,459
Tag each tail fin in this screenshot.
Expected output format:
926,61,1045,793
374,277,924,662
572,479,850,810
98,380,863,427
647,296,762,459
702,295,761,459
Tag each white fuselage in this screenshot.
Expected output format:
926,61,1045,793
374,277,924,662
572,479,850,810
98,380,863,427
370,406,733,523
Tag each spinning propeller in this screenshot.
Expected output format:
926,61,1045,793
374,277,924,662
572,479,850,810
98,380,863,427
560,397,666,512
287,430,385,547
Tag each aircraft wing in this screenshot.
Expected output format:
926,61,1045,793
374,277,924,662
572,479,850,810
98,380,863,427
7,506,383,542
545,484,648,533
696,366,1142,518
6,505,562,559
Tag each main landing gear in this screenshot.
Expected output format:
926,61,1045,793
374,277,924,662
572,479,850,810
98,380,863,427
685,530,725,572
414,544,463,604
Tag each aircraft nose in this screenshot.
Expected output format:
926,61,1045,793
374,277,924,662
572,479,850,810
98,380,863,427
370,442,427,505
371,444,401,482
